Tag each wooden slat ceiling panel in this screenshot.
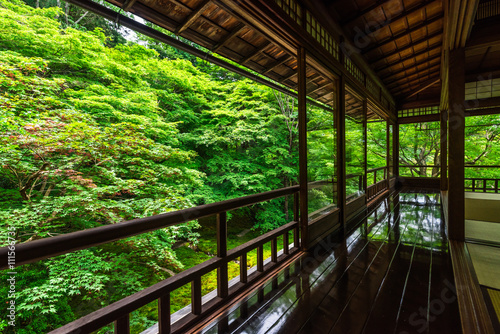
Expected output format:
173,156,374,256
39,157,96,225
103,0,339,109
326,0,444,103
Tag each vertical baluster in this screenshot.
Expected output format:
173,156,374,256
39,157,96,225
293,192,299,222
271,237,278,263
158,294,170,334
495,180,499,193
240,253,247,283
217,212,228,298
191,277,202,315
114,314,130,334
374,170,377,185
484,179,487,193
257,245,264,272
293,192,300,249
472,179,476,192
283,231,289,255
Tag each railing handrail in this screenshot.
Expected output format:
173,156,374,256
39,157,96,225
464,165,500,168
366,166,387,173
399,164,440,168
465,177,500,180
0,185,299,270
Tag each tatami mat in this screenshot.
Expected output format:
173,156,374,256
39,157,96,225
467,243,500,290
466,220,500,244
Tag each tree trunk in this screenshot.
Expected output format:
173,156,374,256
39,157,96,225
65,3,69,27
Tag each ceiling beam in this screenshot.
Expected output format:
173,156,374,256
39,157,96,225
341,0,392,25
382,54,442,82
374,43,442,72
362,14,443,55
369,30,443,65
212,24,246,52
176,0,212,35
364,0,438,38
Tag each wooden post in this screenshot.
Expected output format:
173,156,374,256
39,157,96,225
448,47,465,241
298,46,308,250
240,254,247,283
216,212,228,298
363,99,368,200
386,120,390,180
393,122,399,180
114,314,130,334
158,295,170,334
337,75,347,231
440,107,448,190
191,277,202,315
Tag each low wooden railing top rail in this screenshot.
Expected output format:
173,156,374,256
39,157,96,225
0,186,299,270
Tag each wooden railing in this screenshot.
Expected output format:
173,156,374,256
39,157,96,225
465,178,500,193
464,165,500,193
366,167,389,201
0,186,300,334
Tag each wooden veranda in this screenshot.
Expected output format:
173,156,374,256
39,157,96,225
2,0,500,333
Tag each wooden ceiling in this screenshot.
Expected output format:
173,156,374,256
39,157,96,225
323,0,445,105
104,0,338,110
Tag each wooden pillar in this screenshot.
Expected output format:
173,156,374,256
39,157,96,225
363,99,368,199
298,46,308,250
440,108,448,190
336,75,346,230
393,122,399,180
386,120,390,180
448,48,465,241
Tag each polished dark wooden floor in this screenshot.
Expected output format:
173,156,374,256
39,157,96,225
197,189,462,334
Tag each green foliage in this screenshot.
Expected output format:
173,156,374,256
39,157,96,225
0,0,298,332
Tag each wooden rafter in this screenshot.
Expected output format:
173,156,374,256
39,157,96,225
314,90,334,100
388,67,441,91
362,14,444,54
369,30,443,65
176,0,212,35
280,72,298,83
341,0,392,25
122,0,137,12
241,41,271,64
365,0,438,38
388,64,441,90
212,24,246,52
262,55,292,75
307,82,331,95
394,73,441,95
168,0,191,12
382,54,442,81
406,77,441,98
375,43,441,72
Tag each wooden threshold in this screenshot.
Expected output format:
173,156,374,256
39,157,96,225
449,240,495,333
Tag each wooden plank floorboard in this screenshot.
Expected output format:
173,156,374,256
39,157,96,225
265,199,401,334
196,190,461,334
298,206,408,334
